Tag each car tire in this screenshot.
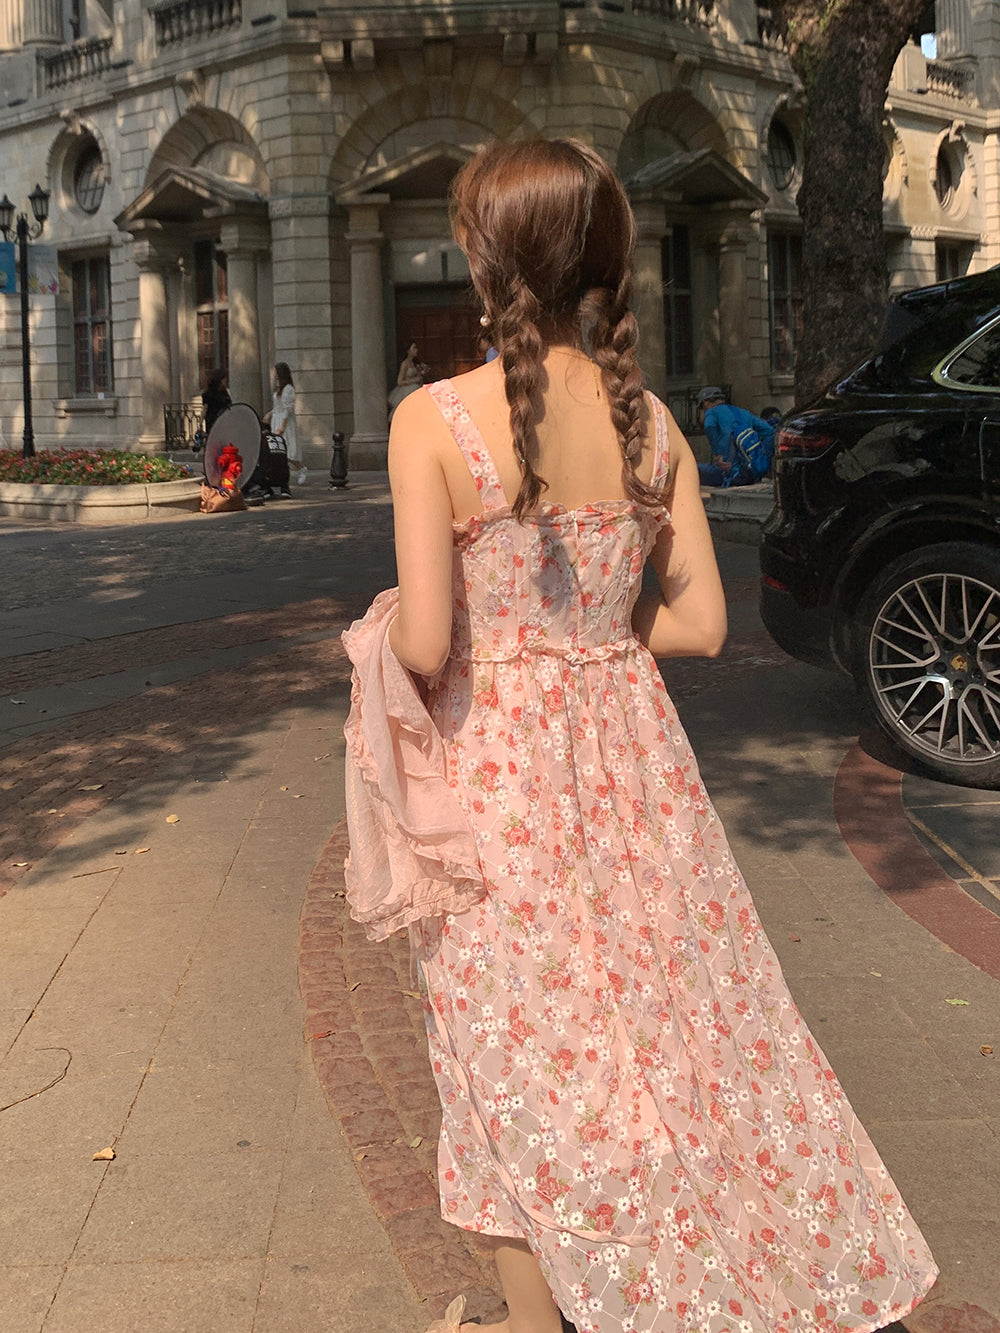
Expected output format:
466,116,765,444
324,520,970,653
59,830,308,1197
853,541,1000,789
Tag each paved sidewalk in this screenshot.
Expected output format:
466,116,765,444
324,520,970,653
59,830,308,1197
0,476,997,1331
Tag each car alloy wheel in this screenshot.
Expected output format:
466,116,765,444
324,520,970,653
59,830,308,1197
859,544,1000,785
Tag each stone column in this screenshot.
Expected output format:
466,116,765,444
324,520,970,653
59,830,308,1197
631,200,668,402
133,237,173,453
21,0,61,43
937,0,973,58
268,192,335,467
0,0,23,50
345,197,390,465
219,217,269,410
717,219,754,410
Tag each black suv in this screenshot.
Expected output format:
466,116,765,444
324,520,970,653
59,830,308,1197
760,266,1000,788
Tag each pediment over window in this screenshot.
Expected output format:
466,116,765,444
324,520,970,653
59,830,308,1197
626,148,767,208
116,166,268,228
336,140,475,204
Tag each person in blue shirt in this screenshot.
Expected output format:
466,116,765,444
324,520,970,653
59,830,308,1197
695,386,776,487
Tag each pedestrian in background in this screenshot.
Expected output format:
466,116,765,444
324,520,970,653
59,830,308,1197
696,385,776,487
201,369,231,441
263,362,305,491
346,138,936,1333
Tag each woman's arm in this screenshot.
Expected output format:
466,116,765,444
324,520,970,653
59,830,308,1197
396,357,412,387
632,430,727,659
387,391,455,677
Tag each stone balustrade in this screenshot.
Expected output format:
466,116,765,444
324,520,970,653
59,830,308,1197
38,35,113,89
754,4,784,49
560,0,714,20
151,0,241,48
926,59,973,100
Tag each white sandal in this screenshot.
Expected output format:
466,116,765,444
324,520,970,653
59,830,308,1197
425,1294,466,1332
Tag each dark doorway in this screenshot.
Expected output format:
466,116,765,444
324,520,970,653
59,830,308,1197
394,285,482,382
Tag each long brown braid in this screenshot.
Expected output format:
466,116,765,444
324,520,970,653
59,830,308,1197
452,138,663,520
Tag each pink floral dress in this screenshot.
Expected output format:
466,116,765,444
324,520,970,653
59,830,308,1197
412,381,937,1333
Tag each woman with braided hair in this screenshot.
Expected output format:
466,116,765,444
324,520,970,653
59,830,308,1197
351,138,935,1333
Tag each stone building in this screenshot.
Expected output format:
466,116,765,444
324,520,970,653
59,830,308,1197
0,0,997,467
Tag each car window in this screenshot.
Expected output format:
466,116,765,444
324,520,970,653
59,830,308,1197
937,318,1000,390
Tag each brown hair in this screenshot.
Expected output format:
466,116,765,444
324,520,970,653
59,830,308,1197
451,137,657,519
274,362,294,390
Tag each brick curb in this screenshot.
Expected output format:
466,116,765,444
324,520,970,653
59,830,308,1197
834,742,1000,981
297,816,506,1326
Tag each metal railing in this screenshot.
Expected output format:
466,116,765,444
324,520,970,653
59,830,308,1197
151,0,241,47
39,36,114,90
666,384,730,437
163,402,204,450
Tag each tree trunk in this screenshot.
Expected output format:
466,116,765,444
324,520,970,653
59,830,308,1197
770,0,929,406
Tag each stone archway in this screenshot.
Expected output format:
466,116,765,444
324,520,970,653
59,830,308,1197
116,111,272,448
619,94,764,407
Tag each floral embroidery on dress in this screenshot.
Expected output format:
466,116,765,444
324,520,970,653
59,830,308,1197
410,380,936,1333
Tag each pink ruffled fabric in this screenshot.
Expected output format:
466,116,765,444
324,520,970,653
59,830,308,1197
342,586,486,942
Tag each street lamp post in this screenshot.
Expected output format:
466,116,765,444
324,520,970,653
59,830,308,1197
0,184,51,459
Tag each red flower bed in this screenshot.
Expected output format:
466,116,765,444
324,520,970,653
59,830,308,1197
0,449,191,486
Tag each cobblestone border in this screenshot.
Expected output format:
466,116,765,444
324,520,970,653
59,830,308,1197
298,817,507,1326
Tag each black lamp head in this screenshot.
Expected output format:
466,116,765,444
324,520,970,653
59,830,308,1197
28,183,50,226
0,194,14,236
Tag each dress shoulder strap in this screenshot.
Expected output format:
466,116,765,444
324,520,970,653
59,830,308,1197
425,380,508,511
647,392,671,491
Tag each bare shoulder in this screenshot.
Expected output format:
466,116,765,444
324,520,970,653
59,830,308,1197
387,385,451,469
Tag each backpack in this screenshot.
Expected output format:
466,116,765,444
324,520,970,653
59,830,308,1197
733,422,775,482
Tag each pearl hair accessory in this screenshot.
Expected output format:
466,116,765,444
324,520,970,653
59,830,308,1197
480,314,490,327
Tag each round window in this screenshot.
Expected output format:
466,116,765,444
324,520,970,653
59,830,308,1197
765,120,796,192
74,144,105,214
934,141,962,209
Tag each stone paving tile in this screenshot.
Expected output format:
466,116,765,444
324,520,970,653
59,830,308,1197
0,1157,104,1265
42,1259,263,1333
74,1150,286,1262
0,622,362,896
0,1264,65,1333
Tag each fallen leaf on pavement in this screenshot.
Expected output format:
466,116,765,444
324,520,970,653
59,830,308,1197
314,753,331,761
115,850,127,856
134,848,150,855
981,1045,994,1056
787,933,801,942
409,1136,423,1148
47,809,58,814
870,971,882,978
353,1150,367,1161
9,698,25,704
347,981,361,991
945,998,970,1006
78,783,104,792
308,1030,333,1041
280,785,289,791
293,793,304,799
12,861,29,867
92,1146,116,1161
401,990,422,1001
165,814,180,824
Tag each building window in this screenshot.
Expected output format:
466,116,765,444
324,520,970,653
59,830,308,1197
765,119,796,192
194,239,228,387
936,241,970,282
768,231,804,374
72,256,113,395
662,225,693,379
73,144,105,214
